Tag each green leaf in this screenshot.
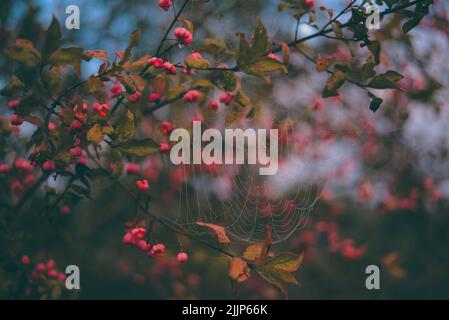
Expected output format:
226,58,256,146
48,47,84,76
367,70,403,89
235,90,251,107
1,75,25,97
322,70,346,97
115,110,135,143
236,34,252,68
367,41,381,65
87,124,104,143
251,18,268,58
4,39,41,66
42,16,62,60
263,252,304,272
242,57,288,76
256,269,288,298
222,71,237,92
361,56,376,81
185,56,210,69
368,91,383,113
118,138,160,157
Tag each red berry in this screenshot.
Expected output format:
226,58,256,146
176,252,189,263
48,122,57,132
42,160,56,172
136,179,149,190
110,83,123,97
129,91,142,103
148,57,164,68
158,0,173,11
174,28,193,46
124,162,140,175
305,0,314,8
148,93,162,103
219,92,234,105
159,143,170,152
162,62,177,74
70,146,83,158
183,90,201,103
10,114,23,126
160,121,174,135
131,227,147,239
0,163,10,173
8,100,20,108
123,232,136,245
208,100,219,111
21,255,31,265
60,206,71,215
70,120,83,132
15,159,34,172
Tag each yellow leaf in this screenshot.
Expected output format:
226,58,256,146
264,252,304,272
196,221,230,244
316,57,335,73
243,243,264,261
228,258,251,283
87,124,104,143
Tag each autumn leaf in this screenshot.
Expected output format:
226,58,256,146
228,258,251,283
84,50,109,62
196,221,230,244
263,252,304,272
4,39,41,66
87,124,104,143
316,57,335,73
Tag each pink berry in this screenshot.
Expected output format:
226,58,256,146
21,255,31,265
219,92,234,105
129,91,142,103
8,100,20,108
124,162,140,175
162,62,177,74
148,93,162,103
48,122,57,132
42,160,56,172
110,83,123,97
174,28,193,46
148,57,164,68
176,252,189,263
266,52,281,63
123,232,136,245
60,206,71,215
70,120,83,132
136,179,149,191
183,90,201,103
137,240,150,251
131,227,147,239
70,146,83,158
10,114,23,126
158,0,173,11
0,163,10,173
208,100,219,111
159,143,170,152
160,121,174,135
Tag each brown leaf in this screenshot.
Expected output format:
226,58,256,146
196,221,230,244
228,258,251,283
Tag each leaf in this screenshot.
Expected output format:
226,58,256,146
1,75,25,96
361,56,376,81
234,90,251,107
192,79,215,89
201,38,227,55
367,70,403,89
24,115,44,127
228,258,251,284
331,21,343,39
115,110,135,143
120,29,140,65
256,268,288,298
242,57,288,76
263,252,304,272
368,91,383,113
280,42,290,65
48,47,84,76
117,138,159,156
251,18,268,58
222,71,237,92
236,33,252,68
129,74,145,92
4,39,41,66
42,16,62,60
86,75,102,94
196,221,230,244
84,50,109,62
87,124,104,143
367,41,381,65
243,243,265,261
181,18,194,34
185,56,210,69
322,70,346,97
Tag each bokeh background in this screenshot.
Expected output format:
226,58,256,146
1,0,449,299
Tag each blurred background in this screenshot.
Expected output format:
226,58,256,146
1,0,449,299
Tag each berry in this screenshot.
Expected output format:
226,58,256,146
136,179,149,190
219,92,234,105
0,163,10,173
148,93,162,103
174,28,193,46
123,232,136,245
208,100,219,111
70,120,83,132
129,91,142,103
42,160,56,172
125,163,140,175
10,114,23,126
160,121,174,135
8,100,20,108
110,83,123,97
48,122,57,132
159,0,173,11
183,90,201,103
21,255,31,265
70,146,83,158
305,0,314,8
60,206,71,215
159,143,170,152
162,62,177,74
148,57,164,68
137,240,150,251
93,102,110,118
266,52,281,63
176,252,189,263
15,159,34,172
